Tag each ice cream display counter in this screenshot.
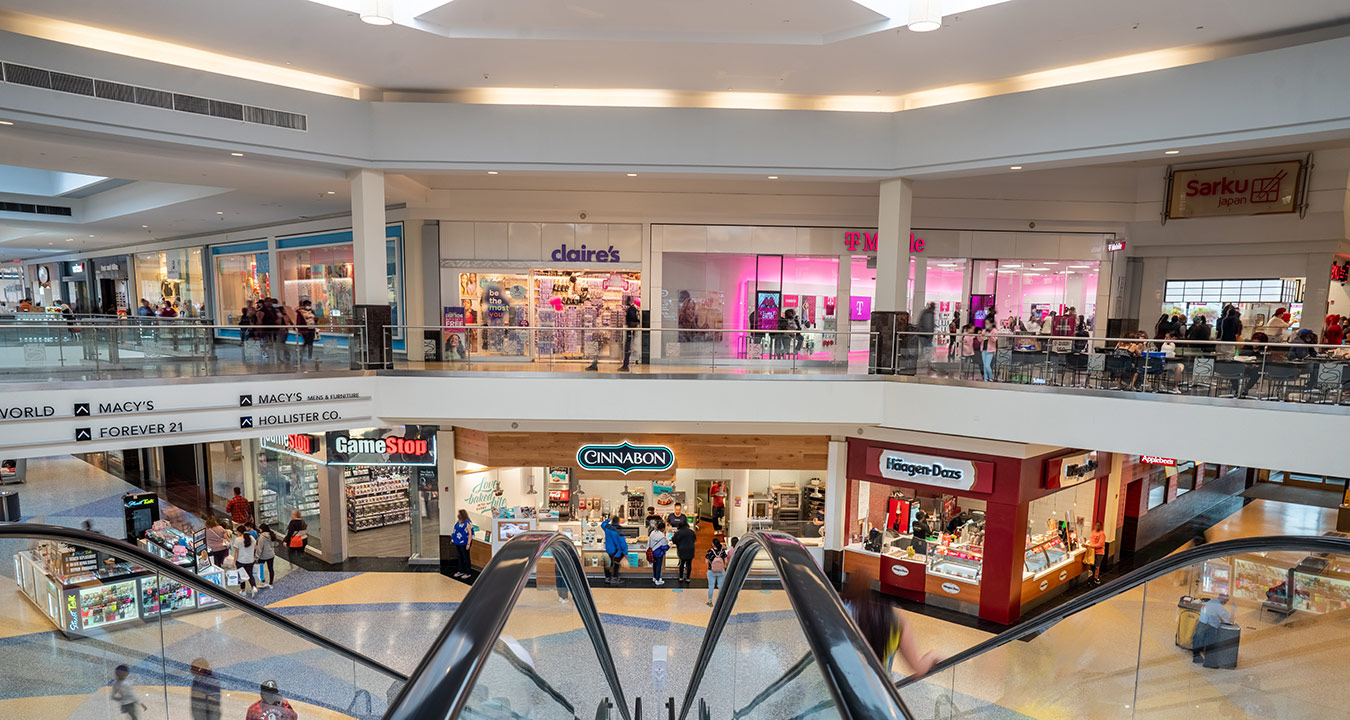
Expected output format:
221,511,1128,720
1021,534,1085,604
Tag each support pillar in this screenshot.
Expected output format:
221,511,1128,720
1302,252,1334,335
871,178,914,373
349,169,391,368
834,253,851,364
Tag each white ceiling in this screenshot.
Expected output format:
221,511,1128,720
2,0,1348,96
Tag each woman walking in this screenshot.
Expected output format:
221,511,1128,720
451,509,474,579
203,516,230,569
255,523,279,588
189,658,221,720
705,537,729,607
282,510,307,560
647,520,670,586
232,525,259,597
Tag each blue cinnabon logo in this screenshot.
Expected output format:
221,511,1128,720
576,441,675,474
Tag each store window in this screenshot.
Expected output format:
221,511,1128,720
1175,462,1198,496
745,471,827,539
1162,278,1303,329
844,478,987,582
206,440,245,516
214,252,270,325
255,442,324,552
134,248,206,316
1146,469,1169,510
279,244,354,330
1025,481,1097,579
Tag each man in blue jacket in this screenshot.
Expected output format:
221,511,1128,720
602,514,629,586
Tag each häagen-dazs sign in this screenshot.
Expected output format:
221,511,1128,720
1168,161,1302,219
878,449,979,492
577,441,675,474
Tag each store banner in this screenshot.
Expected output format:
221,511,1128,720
1167,161,1302,219
326,425,438,467
1044,450,1101,489
872,448,991,493
442,307,467,361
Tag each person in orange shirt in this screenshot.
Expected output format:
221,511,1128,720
226,487,252,525
1087,522,1107,584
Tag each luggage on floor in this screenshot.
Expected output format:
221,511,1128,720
1204,623,1240,669
1176,596,1203,649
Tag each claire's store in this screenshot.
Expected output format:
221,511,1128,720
243,425,439,563
446,429,831,577
437,222,642,363
843,438,1112,624
649,225,1115,366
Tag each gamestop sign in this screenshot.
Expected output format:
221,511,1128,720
326,431,437,466
876,449,985,493
1168,161,1302,219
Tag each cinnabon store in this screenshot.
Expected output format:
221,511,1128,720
843,437,1112,624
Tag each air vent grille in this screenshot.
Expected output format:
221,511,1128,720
1,60,307,132
0,202,73,217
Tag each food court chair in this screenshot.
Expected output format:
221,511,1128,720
1212,360,1247,398
1260,363,1306,402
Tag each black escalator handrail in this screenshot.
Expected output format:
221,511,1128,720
896,534,1350,690
678,531,912,720
0,522,407,681
384,531,632,720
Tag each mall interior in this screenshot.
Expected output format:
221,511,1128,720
0,1,1349,719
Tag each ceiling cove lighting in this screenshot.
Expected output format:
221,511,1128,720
1164,150,1181,155
1009,166,1023,170
360,0,394,26
486,171,499,175
230,152,244,157
907,0,943,32
0,121,13,126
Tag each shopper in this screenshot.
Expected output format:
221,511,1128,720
1323,315,1345,346
246,680,297,720
295,299,318,361
110,664,148,720
618,294,640,371
1086,522,1107,584
973,327,993,382
910,512,931,555
1265,308,1289,342
255,523,279,589
946,316,960,362
841,573,940,677
1218,306,1243,354
665,502,689,529
647,520,670,586
709,480,726,533
188,658,221,720
282,509,308,558
728,536,739,561
1192,595,1233,665
232,525,259,597
203,516,230,569
1153,314,1171,340
602,514,629,585
451,509,474,579
705,537,729,607
227,487,252,525
916,302,936,363
671,519,697,584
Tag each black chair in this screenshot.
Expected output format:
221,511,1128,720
1261,363,1306,402
1104,354,1135,389
1212,360,1247,398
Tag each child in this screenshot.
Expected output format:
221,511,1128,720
111,665,147,719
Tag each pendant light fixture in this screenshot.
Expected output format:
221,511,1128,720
907,0,943,32
360,0,394,26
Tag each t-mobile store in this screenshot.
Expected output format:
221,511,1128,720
649,225,1115,364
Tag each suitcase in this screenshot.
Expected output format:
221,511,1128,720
1176,596,1203,650
1203,623,1240,669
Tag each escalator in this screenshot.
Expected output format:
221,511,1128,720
0,523,407,720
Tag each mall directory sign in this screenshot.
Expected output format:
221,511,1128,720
576,441,675,474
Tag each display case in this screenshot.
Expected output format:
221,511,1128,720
1024,535,1072,577
1200,558,1234,597
139,576,196,619
345,467,411,531
927,544,983,583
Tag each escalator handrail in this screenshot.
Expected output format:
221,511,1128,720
677,531,913,720
0,522,407,681
384,531,632,720
895,534,1350,690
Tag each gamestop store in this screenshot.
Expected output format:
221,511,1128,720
245,425,439,563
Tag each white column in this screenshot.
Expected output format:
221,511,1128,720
349,169,387,305
834,254,851,363
728,469,750,539
875,178,914,313
1302,252,1334,334
823,438,847,553
438,429,457,535
910,256,928,316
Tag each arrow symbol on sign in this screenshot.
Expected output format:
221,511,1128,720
74,428,91,441
73,403,90,417
239,395,253,407
239,416,253,429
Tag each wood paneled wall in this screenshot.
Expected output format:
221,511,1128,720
454,429,827,478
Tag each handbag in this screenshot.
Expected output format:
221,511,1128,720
288,533,305,548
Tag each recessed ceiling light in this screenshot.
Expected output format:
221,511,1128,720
907,0,942,32
1068,265,1093,269
1164,150,1180,155
486,171,498,175
767,176,779,179
142,225,148,228
626,173,638,177
359,0,394,25
230,152,244,157
216,211,224,215
65,238,73,242
326,190,336,194
1009,166,1023,170
1002,264,1021,268
0,121,13,126
88,234,94,238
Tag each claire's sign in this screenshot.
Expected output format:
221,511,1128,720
577,441,675,474
1168,161,1302,219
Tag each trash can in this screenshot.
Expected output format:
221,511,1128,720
0,490,19,521
1176,596,1203,649
1204,622,1241,669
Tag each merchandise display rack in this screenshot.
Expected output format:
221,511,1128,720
344,467,411,531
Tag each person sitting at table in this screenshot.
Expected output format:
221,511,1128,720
1113,331,1146,391
1288,329,1320,361
1323,315,1345,347
1160,333,1185,391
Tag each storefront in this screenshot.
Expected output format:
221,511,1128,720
0,266,22,306
245,424,438,562
650,225,1114,364
27,261,61,307
438,222,642,362
133,247,207,315
1161,278,1304,333
211,240,271,325
843,439,1111,623
1120,455,1245,554
59,260,92,314
448,429,829,576
91,255,132,316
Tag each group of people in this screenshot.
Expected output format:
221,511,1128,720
136,297,204,319
202,488,309,596
112,662,298,720
238,297,319,364
1154,306,1349,351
